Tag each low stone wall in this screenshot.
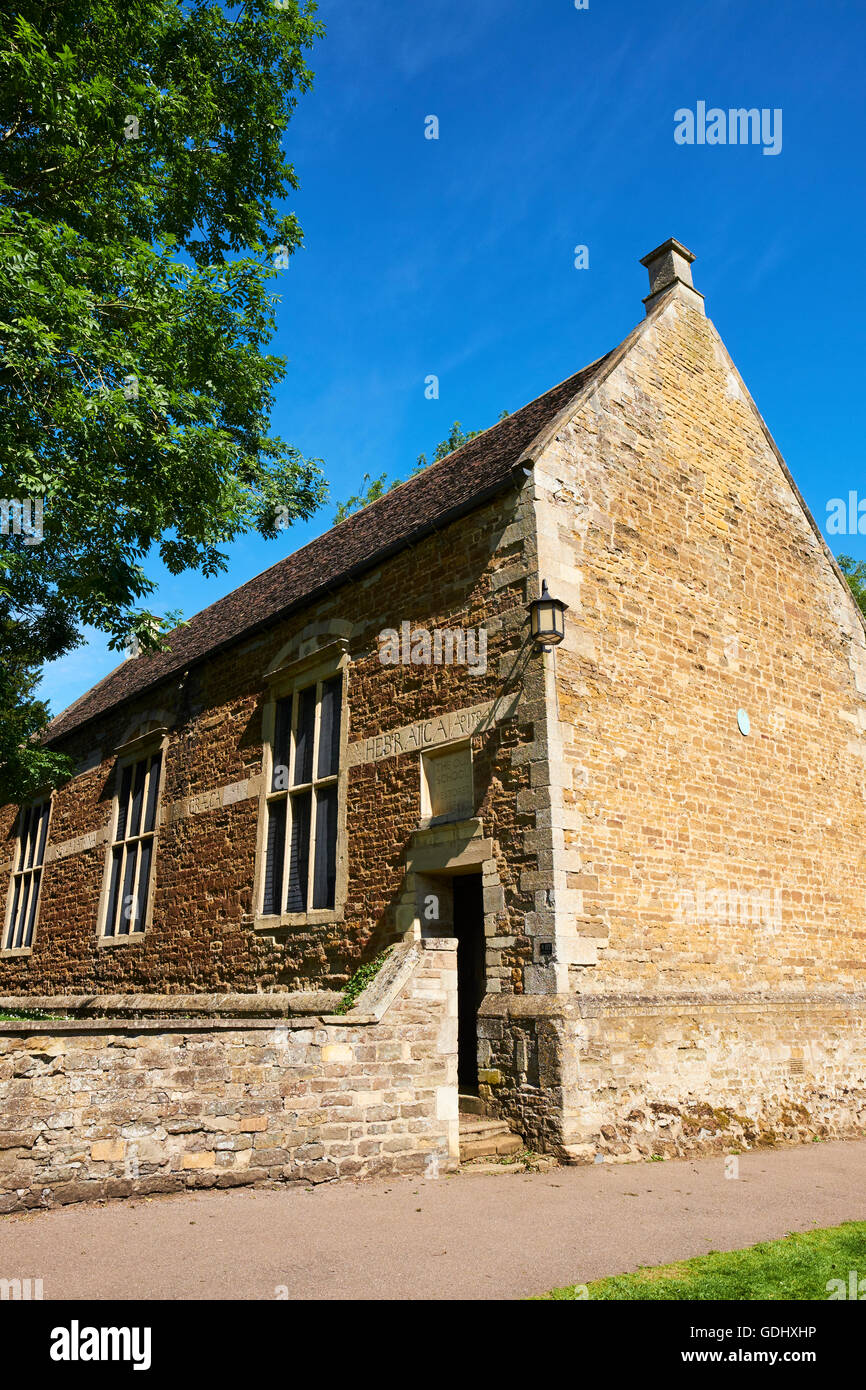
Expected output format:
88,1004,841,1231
0,939,458,1212
480,992,866,1162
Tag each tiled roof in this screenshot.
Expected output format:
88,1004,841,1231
45,351,612,745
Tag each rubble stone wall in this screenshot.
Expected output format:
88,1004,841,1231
0,939,458,1212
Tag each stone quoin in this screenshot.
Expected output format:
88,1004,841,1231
1,239,865,1207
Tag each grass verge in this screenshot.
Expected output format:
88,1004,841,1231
539,1221,866,1300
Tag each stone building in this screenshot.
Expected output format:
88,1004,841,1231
2,240,865,1195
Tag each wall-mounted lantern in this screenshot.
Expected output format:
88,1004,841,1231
528,579,568,651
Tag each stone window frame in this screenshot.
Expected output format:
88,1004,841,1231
1,794,54,958
254,638,351,931
96,725,169,947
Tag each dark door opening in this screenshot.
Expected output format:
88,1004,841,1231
452,873,485,1094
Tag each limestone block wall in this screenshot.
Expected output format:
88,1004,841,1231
560,994,866,1162
477,991,866,1162
0,938,457,1212
535,291,866,997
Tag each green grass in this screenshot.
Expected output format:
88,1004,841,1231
539,1221,866,1300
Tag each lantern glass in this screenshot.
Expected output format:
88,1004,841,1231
528,581,567,648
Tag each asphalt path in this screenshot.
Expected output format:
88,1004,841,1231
1,1138,864,1300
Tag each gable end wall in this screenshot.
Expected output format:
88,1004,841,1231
508,292,866,1158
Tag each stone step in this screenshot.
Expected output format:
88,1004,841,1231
460,1131,525,1161
458,1115,511,1137
458,1093,486,1117
458,1115,524,1161
459,1159,528,1175
461,1154,557,1174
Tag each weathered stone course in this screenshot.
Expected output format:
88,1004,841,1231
479,992,866,1162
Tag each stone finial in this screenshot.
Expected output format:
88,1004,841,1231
640,237,704,315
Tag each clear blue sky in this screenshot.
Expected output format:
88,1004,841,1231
41,0,866,714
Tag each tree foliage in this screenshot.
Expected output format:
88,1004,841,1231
837,555,866,618
0,0,325,802
333,471,390,525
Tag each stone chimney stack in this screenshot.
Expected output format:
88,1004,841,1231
640,238,704,315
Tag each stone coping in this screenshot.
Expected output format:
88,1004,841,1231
2,977,861,1032
0,990,341,1020
0,939,458,1033
480,989,866,1020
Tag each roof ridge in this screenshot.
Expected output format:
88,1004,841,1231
324,353,612,526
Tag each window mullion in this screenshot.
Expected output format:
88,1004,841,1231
14,873,32,950
119,768,132,846
127,837,143,934
306,789,317,912
142,757,152,833
279,791,291,916
4,874,21,950
280,690,299,914
306,683,323,911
